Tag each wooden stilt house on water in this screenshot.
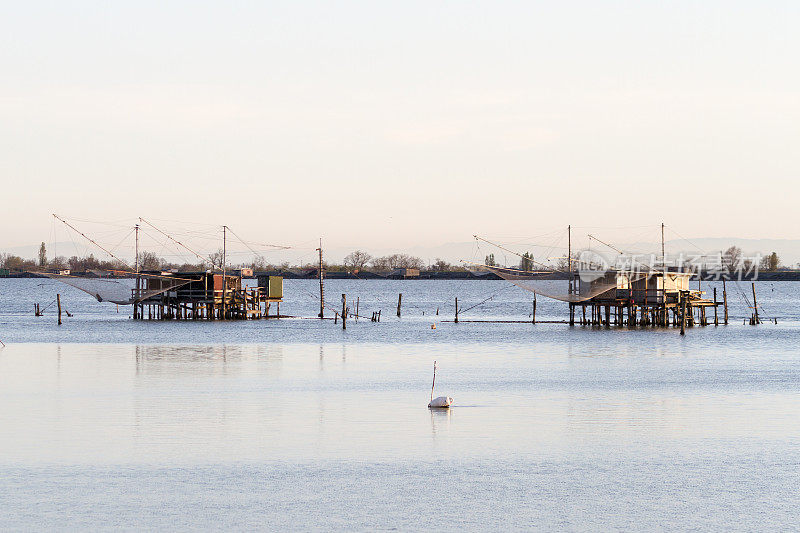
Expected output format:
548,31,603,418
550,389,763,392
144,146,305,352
567,269,721,332
133,271,284,320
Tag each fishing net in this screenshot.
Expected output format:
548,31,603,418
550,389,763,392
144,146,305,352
475,265,648,303
47,274,192,305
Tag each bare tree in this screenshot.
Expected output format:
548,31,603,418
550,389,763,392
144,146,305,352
137,251,163,271
249,255,271,271
431,258,451,272
343,250,372,270
722,246,742,273
372,253,424,270
208,249,225,269
554,256,570,271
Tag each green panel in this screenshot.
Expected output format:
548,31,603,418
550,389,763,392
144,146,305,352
268,276,283,299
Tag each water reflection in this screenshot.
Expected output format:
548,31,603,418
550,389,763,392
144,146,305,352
133,344,284,377
0,340,798,465
430,407,451,438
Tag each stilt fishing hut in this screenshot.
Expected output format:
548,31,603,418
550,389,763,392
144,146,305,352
475,226,723,334
568,269,718,331
47,214,287,321
134,271,283,320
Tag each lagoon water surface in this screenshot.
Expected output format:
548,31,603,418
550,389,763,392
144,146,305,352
1,279,799,530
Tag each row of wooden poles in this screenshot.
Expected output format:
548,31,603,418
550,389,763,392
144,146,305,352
332,292,503,328
334,293,438,329
34,293,69,325
333,294,382,329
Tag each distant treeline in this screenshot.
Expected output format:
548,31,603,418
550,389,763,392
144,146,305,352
1,244,797,277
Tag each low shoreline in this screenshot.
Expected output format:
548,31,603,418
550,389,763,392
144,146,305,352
3,270,800,281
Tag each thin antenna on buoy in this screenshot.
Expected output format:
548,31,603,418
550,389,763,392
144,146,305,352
428,360,453,409
430,361,437,403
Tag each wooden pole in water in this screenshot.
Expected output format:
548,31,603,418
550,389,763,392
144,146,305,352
397,293,402,317
680,293,686,335
722,279,729,324
751,283,760,324
57,294,62,325
341,294,347,330
222,225,227,320
532,295,536,324
713,287,719,326
134,224,140,320
454,297,459,323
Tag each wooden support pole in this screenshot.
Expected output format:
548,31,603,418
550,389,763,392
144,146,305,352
57,294,62,325
341,294,347,330
454,297,459,323
356,297,359,321
397,293,402,317
605,305,611,328
751,283,760,324
532,295,536,324
722,279,729,325
680,294,686,335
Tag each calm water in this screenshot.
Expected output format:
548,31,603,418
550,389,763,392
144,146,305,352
1,278,799,530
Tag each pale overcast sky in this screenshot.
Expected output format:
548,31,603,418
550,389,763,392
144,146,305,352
1,1,798,254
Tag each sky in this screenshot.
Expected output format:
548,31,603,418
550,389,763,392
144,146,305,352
1,1,798,259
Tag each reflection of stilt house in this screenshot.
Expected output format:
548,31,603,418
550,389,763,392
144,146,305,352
133,271,283,320
568,270,720,332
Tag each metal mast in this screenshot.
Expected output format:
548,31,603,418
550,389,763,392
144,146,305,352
222,225,227,320
134,224,140,318
568,224,572,294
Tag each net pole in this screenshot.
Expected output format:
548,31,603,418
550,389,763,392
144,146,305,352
134,224,140,318
222,225,227,320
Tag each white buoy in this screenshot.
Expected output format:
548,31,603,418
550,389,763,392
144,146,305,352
428,396,453,408
428,360,453,408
